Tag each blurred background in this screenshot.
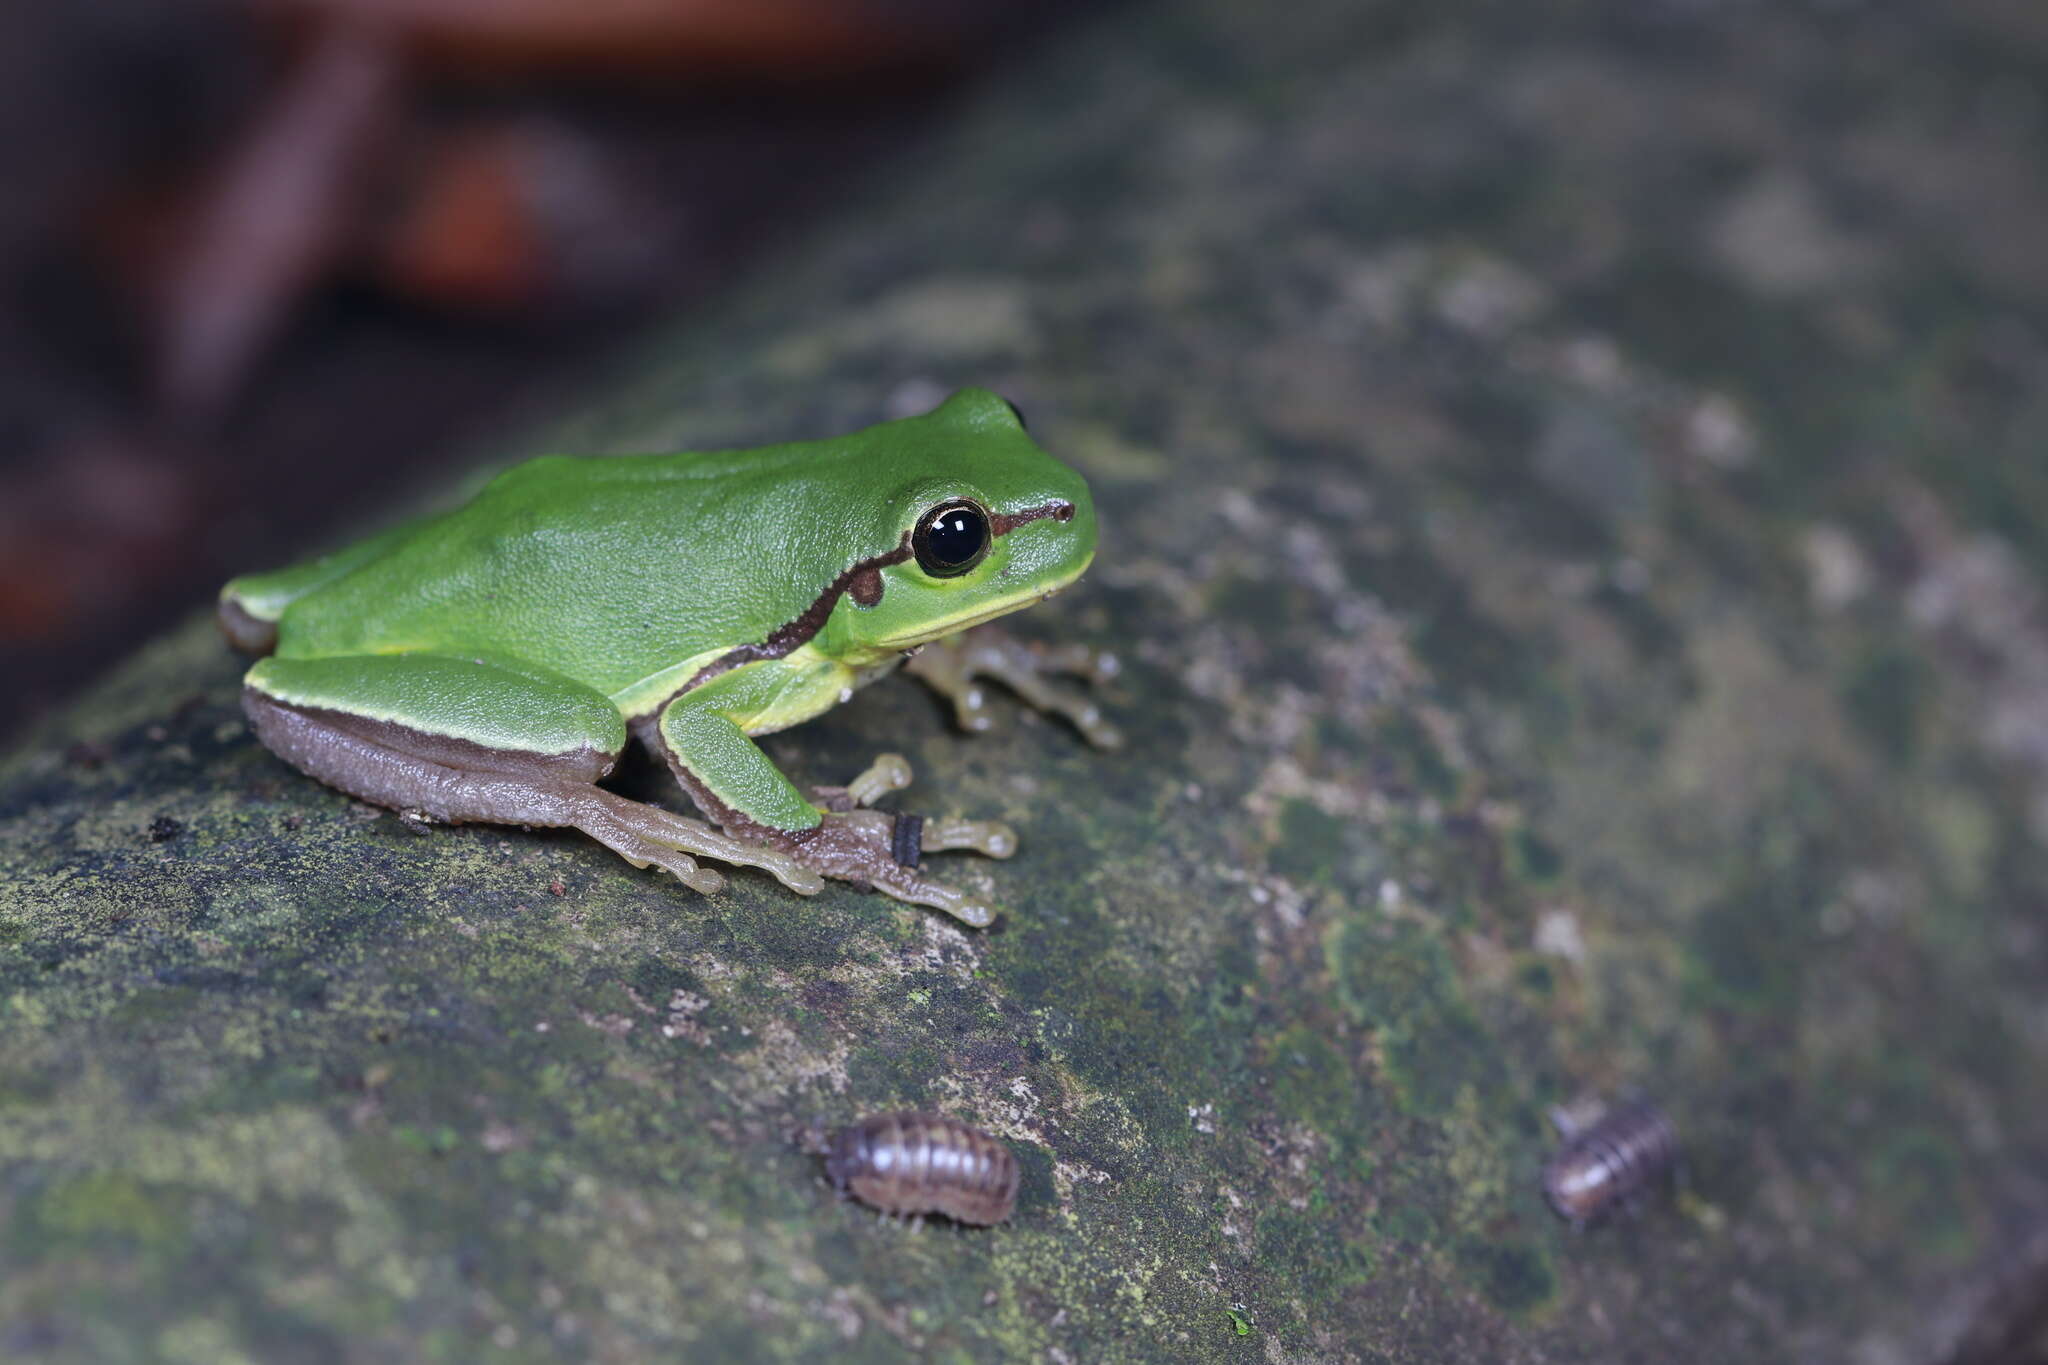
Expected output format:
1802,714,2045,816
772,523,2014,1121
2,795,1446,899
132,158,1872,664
0,0,1110,747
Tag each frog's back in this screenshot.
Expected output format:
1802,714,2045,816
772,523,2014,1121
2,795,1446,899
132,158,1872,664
248,440,887,702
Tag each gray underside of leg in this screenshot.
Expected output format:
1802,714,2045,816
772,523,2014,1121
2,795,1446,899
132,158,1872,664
246,689,825,897
245,691,597,826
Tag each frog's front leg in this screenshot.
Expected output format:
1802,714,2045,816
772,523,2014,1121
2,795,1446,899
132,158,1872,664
904,630,1123,749
647,663,1017,927
242,653,823,897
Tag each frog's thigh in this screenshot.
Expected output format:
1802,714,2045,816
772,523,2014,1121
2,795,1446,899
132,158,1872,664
246,654,825,895
244,653,627,819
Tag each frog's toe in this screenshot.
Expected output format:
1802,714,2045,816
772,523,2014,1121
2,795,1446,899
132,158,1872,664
863,863,998,928
846,753,914,807
810,753,914,812
660,857,728,897
911,886,997,929
570,798,726,894
1037,641,1122,687
1055,699,1122,750
920,816,1018,859
593,830,725,894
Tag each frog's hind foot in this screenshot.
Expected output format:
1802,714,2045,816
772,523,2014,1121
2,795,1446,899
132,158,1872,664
244,688,823,898
904,630,1122,749
582,793,824,897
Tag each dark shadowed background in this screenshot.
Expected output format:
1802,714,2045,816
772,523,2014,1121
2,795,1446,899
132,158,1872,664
0,0,1109,746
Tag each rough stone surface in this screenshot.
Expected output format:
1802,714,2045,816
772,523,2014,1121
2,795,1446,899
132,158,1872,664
7,1,2048,1360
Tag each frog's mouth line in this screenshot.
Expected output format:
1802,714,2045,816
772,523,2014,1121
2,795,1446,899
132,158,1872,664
868,551,1094,652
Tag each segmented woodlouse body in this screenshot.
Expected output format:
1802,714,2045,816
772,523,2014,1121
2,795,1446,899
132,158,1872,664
825,1111,1019,1226
1542,1099,1679,1226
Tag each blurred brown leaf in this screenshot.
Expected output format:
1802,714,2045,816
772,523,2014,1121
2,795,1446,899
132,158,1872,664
151,21,404,420
367,121,653,313
252,0,962,78
0,433,199,639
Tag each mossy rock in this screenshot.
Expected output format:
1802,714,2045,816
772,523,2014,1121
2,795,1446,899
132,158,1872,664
7,0,2048,1360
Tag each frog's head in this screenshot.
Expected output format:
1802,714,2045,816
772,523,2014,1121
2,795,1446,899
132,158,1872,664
833,387,1098,657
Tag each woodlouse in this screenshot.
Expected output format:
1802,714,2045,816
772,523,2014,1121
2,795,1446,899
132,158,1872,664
1541,1099,1680,1227
824,1111,1019,1226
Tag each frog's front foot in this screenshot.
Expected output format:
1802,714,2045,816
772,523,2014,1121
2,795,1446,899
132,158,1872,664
788,753,1016,928
904,630,1122,749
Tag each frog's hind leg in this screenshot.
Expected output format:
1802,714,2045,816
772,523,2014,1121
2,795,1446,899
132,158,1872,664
242,654,823,897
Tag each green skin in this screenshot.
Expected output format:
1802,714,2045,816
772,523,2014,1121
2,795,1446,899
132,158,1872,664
218,388,1118,927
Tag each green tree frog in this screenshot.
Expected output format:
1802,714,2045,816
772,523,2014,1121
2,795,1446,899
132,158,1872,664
218,388,1118,927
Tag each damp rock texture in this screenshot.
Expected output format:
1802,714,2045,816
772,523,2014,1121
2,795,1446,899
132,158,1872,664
7,2,2048,1361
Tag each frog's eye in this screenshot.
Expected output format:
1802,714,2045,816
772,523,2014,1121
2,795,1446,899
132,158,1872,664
913,499,991,578
1001,397,1028,430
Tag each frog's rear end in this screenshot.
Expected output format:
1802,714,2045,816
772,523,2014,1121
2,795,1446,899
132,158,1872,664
218,516,440,656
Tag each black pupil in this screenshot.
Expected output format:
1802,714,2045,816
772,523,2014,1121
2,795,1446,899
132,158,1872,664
926,507,986,567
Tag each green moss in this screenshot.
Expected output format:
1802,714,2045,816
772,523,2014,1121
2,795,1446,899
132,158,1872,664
1454,1236,1554,1317
1329,919,1498,1120
1011,1142,1057,1219
1448,391,1626,553
1590,581,1682,663
1840,645,1930,766
1208,574,1318,641
1685,858,1823,1012
1913,411,2048,579
1273,801,1351,885
1264,1022,1369,1139
29,1172,188,1255
1322,126,1544,242
1370,711,1460,803
1373,1174,1441,1248
1256,1205,1374,1298
390,1123,461,1157
844,1033,948,1101
1864,1129,1974,1263
1506,829,1563,885
1351,539,1549,703
1582,254,1857,490
1062,981,1202,1140
1918,786,1998,901
1384,1016,1495,1121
